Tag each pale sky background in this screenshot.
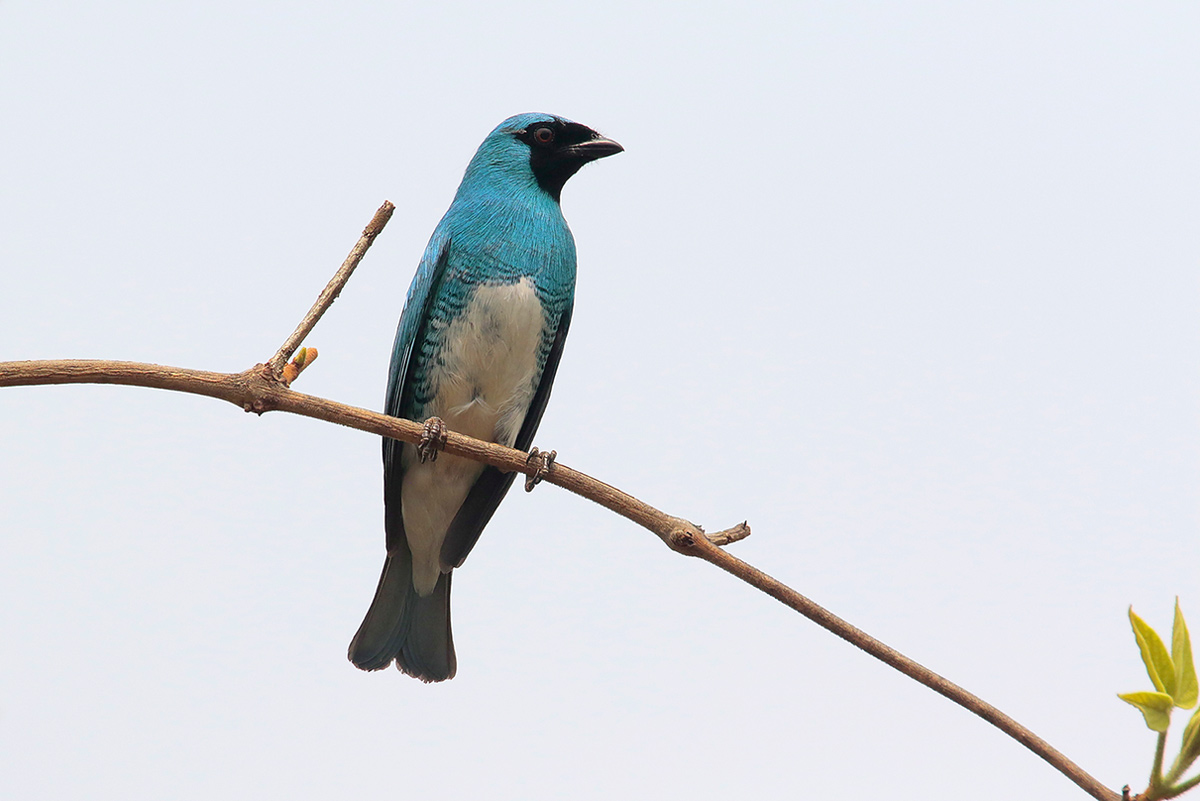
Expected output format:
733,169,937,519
1,2,1198,799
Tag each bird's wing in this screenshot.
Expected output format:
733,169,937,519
439,303,574,570
382,236,452,552
350,237,456,675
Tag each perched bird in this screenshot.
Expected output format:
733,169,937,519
348,113,622,681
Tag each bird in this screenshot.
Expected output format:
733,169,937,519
347,113,622,681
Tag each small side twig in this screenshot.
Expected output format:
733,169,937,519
266,201,395,378
705,521,751,546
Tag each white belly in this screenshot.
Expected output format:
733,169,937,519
402,278,547,595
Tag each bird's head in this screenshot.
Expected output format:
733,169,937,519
462,113,623,202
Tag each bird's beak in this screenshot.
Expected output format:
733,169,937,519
565,135,624,162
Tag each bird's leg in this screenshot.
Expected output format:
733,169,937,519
524,448,557,492
417,416,448,463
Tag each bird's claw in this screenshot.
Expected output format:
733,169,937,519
418,417,448,463
524,448,556,492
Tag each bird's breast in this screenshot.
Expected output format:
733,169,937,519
426,277,547,445
401,277,549,595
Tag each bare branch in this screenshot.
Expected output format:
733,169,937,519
0,354,1125,801
267,201,395,377
685,536,1122,801
0,202,1123,801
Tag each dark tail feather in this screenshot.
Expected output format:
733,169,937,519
348,547,415,671
348,547,456,682
397,571,456,682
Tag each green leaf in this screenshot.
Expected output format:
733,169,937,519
1180,709,1200,772
1118,691,1175,732
1131,607,1176,698
1173,599,1198,709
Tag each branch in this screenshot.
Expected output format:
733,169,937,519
0,204,1122,801
0,359,697,548
693,538,1121,801
267,201,395,378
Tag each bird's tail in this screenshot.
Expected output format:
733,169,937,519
347,545,456,682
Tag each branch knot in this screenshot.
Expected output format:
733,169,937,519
668,525,701,553
237,365,288,415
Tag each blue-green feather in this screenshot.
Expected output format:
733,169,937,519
350,113,613,682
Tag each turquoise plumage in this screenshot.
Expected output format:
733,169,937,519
348,113,621,681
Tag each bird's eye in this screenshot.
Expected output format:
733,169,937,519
533,126,555,145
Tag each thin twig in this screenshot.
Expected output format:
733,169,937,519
266,201,395,377
0,202,1124,801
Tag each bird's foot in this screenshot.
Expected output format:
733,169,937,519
418,417,448,463
524,447,557,492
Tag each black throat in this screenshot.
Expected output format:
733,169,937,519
518,120,605,202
